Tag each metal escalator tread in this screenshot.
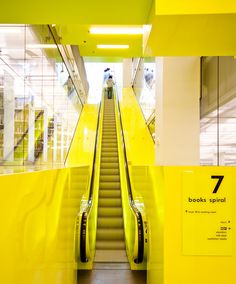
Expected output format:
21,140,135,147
95,96,127,262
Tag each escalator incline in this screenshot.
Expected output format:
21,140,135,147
95,96,128,264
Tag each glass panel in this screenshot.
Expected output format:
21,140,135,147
0,24,82,172
201,56,236,165
133,57,156,121
218,57,236,166
0,25,25,166
200,57,218,165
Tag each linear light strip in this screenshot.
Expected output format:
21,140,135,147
97,44,129,49
90,27,143,35
26,44,57,49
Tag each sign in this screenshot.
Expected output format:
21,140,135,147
182,171,233,255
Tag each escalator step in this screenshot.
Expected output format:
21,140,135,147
100,175,120,182
97,217,123,228
98,198,122,207
100,168,119,175
101,147,118,152
100,162,119,169
96,240,125,250
96,228,124,240
99,190,121,198
102,135,117,139
98,207,123,217
101,157,118,163
102,137,117,141
102,143,117,148
101,153,118,158
103,130,116,133
99,182,120,189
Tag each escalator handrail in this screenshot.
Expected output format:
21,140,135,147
80,101,101,262
146,110,155,142
115,88,144,264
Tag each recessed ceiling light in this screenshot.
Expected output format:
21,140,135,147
26,44,57,49
90,27,143,35
97,44,129,49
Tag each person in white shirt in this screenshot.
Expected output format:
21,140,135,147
106,75,114,99
103,68,110,83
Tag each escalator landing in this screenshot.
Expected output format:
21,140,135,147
77,269,146,284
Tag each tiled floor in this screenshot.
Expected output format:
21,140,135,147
78,269,146,284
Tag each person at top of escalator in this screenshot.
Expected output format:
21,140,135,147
106,75,114,99
103,68,111,83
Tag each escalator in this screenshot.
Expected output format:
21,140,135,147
77,91,146,283
95,96,127,264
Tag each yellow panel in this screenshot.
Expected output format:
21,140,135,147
145,14,236,56
0,0,152,24
133,166,236,284
114,92,147,269
0,166,90,284
156,0,236,14
119,88,154,165
66,104,99,167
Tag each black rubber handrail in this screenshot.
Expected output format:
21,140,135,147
115,90,144,264
146,111,155,142
80,102,101,262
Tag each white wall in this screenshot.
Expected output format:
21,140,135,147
123,58,132,87
155,57,200,165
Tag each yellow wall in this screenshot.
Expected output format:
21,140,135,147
155,0,236,14
130,166,236,284
0,166,90,284
66,104,99,167
119,88,154,165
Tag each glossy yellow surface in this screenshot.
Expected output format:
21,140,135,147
0,1,152,58
0,1,152,24
114,92,147,270
119,88,154,165
0,104,100,281
155,0,236,14
76,98,103,269
1,1,236,57
145,3,236,56
0,166,90,284
129,166,236,284
66,104,99,167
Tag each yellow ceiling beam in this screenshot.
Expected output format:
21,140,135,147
0,0,152,24
145,3,236,56
155,0,236,15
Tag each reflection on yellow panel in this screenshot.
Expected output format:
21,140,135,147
0,166,90,284
119,88,154,165
66,104,99,167
130,166,236,284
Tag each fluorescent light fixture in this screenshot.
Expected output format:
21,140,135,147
97,44,129,49
0,27,22,34
26,44,57,49
90,27,143,35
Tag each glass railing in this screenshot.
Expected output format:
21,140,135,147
132,57,156,121
0,25,83,170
